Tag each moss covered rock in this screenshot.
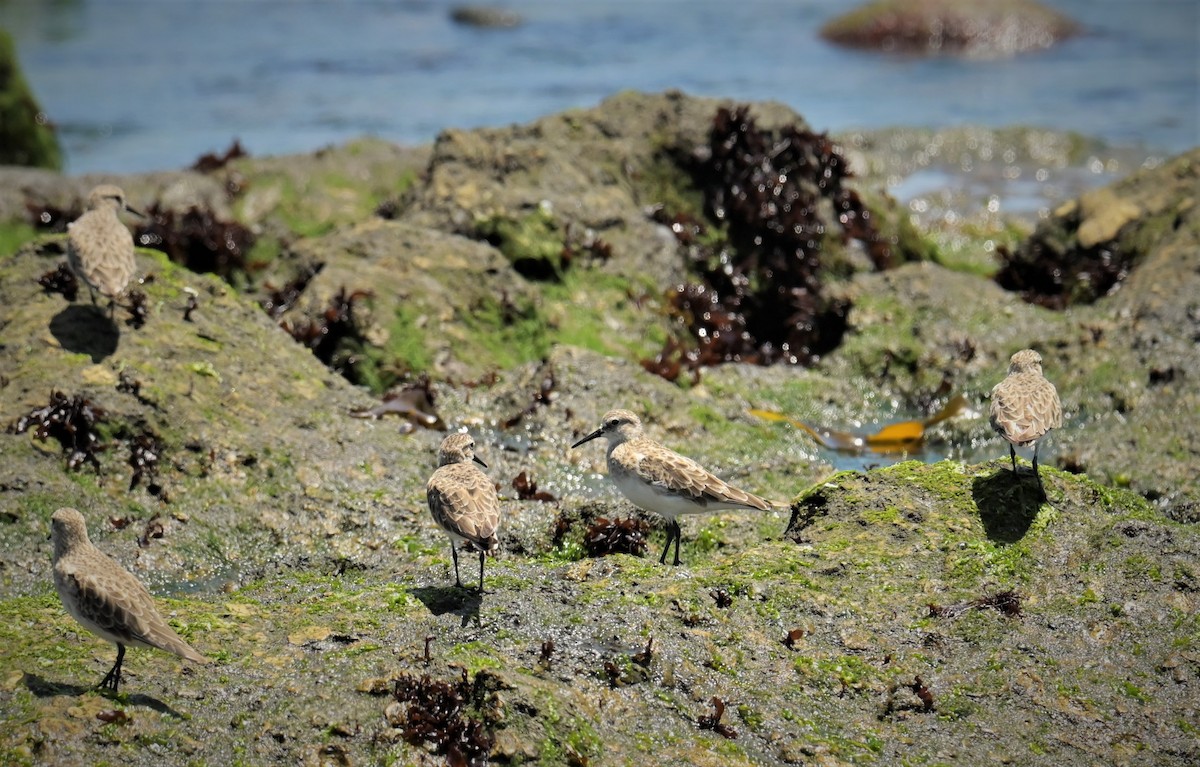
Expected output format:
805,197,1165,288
0,30,62,170
0,91,1196,766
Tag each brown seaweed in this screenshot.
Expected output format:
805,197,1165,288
37,263,78,301
128,431,164,498
709,588,733,609
631,637,654,668
511,471,556,502
751,394,968,455
124,289,149,329
644,105,896,378
260,263,324,319
928,589,1022,619
538,639,555,668
281,287,372,378
138,514,165,548
26,200,78,233
134,203,256,282
349,376,444,431
389,671,495,767
697,696,738,739
995,230,1137,310
183,292,199,322
191,140,248,173
583,516,649,558
8,391,108,472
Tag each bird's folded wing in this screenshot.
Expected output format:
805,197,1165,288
64,567,159,647
634,451,732,506
429,475,500,541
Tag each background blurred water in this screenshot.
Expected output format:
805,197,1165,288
1,0,1196,175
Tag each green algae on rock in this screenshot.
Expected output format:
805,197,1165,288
0,92,1198,766
0,30,62,170
10,461,1190,766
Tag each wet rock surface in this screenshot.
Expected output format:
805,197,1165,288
0,92,1196,765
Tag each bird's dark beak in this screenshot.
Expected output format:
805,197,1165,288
570,428,604,449
125,204,147,218
473,455,488,469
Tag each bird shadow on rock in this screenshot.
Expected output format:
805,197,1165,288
971,465,1047,543
22,673,187,718
49,304,119,362
22,673,90,698
411,585,482,628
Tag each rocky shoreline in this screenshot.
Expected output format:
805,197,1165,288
0,91,1196,766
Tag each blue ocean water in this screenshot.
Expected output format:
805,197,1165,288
1,0,1196,175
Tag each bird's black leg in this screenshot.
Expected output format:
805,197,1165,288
672,520,683,567
1009,444,1018,475
450,543,463,588
1033,446,1046,498
658,524,672,565
98,643,125,693
477,550,486,594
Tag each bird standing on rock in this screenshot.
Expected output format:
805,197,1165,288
66,184,143,318
50,507,208,694
426,433,501,592
571,409,781,566
989,349,1064,494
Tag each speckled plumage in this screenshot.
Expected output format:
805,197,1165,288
990,349,1063,490
50,507,207,693
426,433,500,592
66,185,139,313
571,409,779,565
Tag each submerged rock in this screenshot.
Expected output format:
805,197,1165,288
449,5,522,29
821,0,1081,58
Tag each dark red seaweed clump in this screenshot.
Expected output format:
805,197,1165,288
390,671,495,767
9,391,108,471
281,286,372,378
697,696,738,739
260,263,325,320
191,140,248,173
511,471,557,502
646,105,892,378
583,516,649,557
994,216,1140,310
125,289,150,329
38,263,79,301
26,200,79,233
134,204,256,282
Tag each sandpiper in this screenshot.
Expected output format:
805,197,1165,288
426,433,501,592
571,409,780,566
66,184,143,317
989,349,1063,493
50,507,208,693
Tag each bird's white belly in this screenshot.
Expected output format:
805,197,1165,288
610,471,704,520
